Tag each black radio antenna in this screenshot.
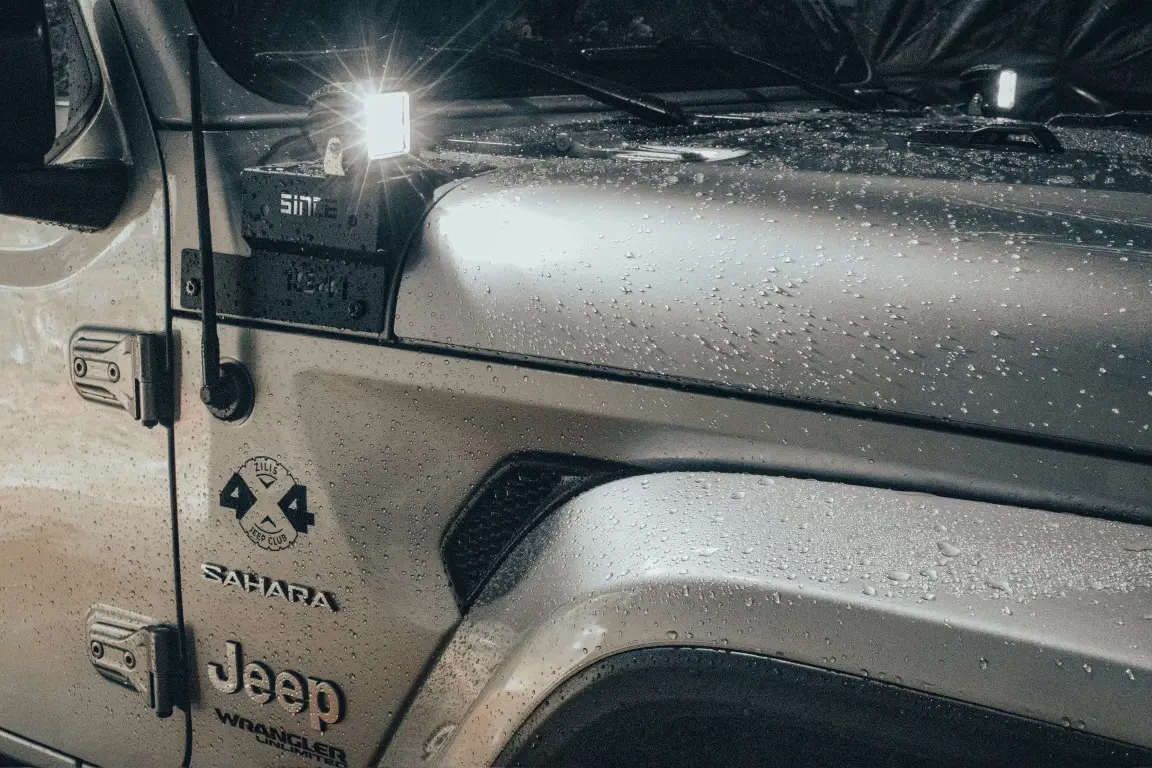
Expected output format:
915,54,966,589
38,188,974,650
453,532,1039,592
188,34,254,422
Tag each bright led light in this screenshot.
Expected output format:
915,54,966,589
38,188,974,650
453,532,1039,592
996,69,1017,110
365,91,411,160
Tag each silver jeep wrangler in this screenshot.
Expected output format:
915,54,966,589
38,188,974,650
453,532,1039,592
1,0,1150,765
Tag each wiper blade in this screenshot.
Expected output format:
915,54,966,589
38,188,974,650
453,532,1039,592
580,40,871,112
449,46,699,126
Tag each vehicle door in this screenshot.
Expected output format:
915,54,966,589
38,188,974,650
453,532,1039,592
0,0,186,765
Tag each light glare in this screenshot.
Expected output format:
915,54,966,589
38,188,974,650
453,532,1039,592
365,92,411,160
996,70,1017,110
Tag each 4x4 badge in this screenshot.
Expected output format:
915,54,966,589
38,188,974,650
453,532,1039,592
221,457,313,551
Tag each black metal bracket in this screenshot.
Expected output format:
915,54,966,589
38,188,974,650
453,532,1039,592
180,248,390,333
909,122,1064,154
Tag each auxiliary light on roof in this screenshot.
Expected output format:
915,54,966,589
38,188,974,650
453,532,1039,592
364,91,411,160
995,69,1018,111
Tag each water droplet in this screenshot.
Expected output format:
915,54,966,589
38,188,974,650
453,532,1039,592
986,578,1011,592
937,541,962,557
666,630,679,641
423,723,457,758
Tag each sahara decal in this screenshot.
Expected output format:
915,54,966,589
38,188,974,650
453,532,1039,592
215,708,348,767
201,563,337,611
208,640,345,733
220,456,313,551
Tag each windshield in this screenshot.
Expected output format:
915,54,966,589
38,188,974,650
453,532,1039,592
188,0,1152,118
187,0,865,105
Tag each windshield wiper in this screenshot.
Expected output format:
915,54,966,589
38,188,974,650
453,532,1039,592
580,39,872,112
438,46,708,127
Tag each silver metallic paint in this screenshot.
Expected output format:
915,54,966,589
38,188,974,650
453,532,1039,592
0,1,183,764
0,726,80,768
159,130,1152,522
174,320,1151,766
381,472,1152,766
395,162,1152,453
122,5,1152,763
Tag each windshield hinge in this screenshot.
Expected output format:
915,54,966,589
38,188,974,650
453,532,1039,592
86,605,181,718
908,123,1063,154
70,328,171,427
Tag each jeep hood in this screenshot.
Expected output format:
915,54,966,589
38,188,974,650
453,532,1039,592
395,119,1152,454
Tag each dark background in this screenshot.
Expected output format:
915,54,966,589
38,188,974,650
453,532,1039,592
186,0,1152,116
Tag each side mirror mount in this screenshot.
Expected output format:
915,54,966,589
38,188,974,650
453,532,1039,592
0,0,131,231
0,0,55,166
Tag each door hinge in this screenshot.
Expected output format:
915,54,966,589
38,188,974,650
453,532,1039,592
70,328,171,427
87,605,180,718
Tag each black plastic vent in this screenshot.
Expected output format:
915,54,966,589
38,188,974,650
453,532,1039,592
442,453,636,609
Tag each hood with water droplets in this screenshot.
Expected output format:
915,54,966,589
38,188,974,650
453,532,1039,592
396,122,1152,454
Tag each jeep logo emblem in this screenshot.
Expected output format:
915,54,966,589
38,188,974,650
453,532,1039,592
207,640,344,732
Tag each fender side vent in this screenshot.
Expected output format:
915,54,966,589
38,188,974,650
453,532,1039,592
442,453,636,609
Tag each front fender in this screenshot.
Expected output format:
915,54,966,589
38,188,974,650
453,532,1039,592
380,472,1152,766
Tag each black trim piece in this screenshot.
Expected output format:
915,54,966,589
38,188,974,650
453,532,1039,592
180,249,391,334
154,113,309,131
0,0,53,164
441,452,637,609
497,648,1152,768
0,162,131,231
909,123,1064,154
